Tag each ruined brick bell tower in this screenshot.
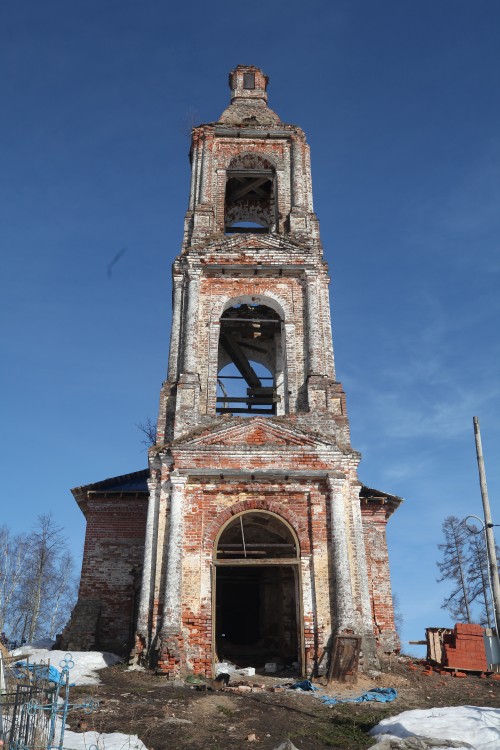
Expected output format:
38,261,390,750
132,65,401,676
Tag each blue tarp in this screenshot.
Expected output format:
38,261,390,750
321,687,398,706
289,681,398,705
290,680,319,691
14,661,68,685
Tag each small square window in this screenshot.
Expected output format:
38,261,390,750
243,73,255,90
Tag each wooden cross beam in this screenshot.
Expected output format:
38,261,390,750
228,176,270,202
220,332,262,389
234,339,267,353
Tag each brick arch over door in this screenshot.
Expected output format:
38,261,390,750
204,497,311,555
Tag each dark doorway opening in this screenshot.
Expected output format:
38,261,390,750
215,565,299,668
214,511,301,671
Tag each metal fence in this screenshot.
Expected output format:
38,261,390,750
1,683,55,750
0,653,96,750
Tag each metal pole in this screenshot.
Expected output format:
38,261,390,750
473,416,500,635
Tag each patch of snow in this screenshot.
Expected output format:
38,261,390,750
369,705,500,750
370,736,471,749
10,647,121,685
63,728,147,750
31,638,56,649
215,661,255,677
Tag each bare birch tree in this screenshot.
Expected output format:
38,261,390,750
437,516,472,622
0,516,77,643
0,526,30,634
48,550,77,639
23,515,65,642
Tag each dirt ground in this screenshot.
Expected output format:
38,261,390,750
68,656,500,750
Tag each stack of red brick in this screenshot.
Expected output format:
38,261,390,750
443,623,487,672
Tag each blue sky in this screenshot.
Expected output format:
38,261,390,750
1,1,499,652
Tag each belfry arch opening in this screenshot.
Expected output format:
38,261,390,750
224,154,277,234
216,301,286,416
213,511,302,671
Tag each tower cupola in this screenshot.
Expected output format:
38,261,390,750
228,64,269,103
219,65,280,128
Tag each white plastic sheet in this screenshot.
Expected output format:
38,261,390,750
370,705,500,750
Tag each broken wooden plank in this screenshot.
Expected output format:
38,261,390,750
327,635,361,684
216,408,274,414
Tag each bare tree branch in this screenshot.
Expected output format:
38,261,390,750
136,417,157,448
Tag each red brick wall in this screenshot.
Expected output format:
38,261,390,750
75,493,148,653
361,501,399,651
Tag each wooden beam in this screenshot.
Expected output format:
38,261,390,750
216,406,274,416
217,542,296,552
222,317,280,324
228,176,269,201
235,340,268,353
216,396,280,404
219,332,262,388
216,408,274,414
214,558,299,566
226,169,274,178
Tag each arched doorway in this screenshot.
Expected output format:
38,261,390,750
212,511,303,674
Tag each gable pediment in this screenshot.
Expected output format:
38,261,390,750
191,232,309,256
227,234,305,253
172,417,328,450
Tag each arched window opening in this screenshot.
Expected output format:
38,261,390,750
216,512,299,560
224,154,277,234
216,303,285,416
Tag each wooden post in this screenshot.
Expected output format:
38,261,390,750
473,417,500,635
